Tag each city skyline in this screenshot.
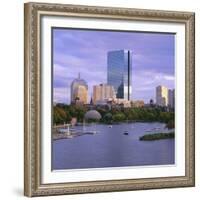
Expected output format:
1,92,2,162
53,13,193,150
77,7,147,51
53,28,175,104
70,72,174,106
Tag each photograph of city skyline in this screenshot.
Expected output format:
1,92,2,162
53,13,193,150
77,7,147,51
52,28,175,170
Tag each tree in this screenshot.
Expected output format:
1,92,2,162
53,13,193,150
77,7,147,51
103,113,113,124
113,113,126,122
53,106,67,124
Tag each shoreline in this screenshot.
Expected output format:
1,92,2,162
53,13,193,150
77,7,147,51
53,131,97,140
139,132,175,141
53,122,174,141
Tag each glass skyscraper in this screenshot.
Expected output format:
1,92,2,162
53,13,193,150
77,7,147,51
107,50,132,100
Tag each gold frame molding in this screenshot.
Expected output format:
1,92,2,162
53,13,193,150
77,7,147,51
24,2,195,197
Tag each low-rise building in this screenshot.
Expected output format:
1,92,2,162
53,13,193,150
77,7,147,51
93,84,116,104
112,98,131,108
131,100,144,108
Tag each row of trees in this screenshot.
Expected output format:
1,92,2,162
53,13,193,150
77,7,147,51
54,105,87,124
53,104,174,128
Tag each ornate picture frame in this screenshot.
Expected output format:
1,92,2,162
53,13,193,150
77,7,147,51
24,2,195,197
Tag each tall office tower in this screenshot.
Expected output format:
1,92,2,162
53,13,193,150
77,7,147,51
71,73,88,104
93,84,116,104
156,85,169,106
73,85,88,104
107,50,132,100
168,89,175,108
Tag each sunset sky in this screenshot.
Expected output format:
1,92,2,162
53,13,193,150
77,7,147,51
53,28,175,104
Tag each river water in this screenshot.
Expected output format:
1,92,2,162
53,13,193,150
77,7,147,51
52,122,175,170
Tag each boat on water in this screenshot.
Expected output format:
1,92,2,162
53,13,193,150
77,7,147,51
152,127,161,130
108,125,112,128
82,130,99,135
123,132,129,135
91,131,97,134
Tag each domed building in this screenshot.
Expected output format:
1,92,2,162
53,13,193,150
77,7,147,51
83,110,102,134
71,73,88,104
84,110,102,121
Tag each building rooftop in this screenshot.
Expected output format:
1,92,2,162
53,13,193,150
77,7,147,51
71,73,88,89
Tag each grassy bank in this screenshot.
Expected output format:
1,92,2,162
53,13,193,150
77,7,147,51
139,132,174,141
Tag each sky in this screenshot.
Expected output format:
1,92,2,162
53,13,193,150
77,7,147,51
53,28,175,104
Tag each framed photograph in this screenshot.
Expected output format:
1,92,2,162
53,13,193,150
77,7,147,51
24,2,195,197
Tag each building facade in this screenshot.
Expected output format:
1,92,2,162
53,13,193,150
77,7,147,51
131,100,145,108
107,50,132,100
112,98,131,108
73,85,88,104
71,73,88,104
156,85,169,106
93,84,115,105
168,89,175,108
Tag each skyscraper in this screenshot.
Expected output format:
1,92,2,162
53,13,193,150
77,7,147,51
93,84,116,104
107,50,132,100
71,73,88,104
74,85,88,104
168,89,175,108
156,85,168,106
